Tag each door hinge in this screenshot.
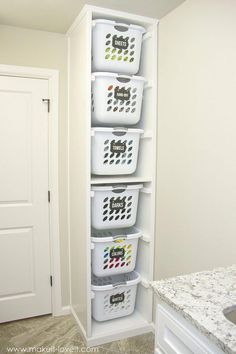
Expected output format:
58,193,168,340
42,98,50,113
50,275,53,287
48,190,51,203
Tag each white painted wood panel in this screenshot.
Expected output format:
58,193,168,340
68,10,92,337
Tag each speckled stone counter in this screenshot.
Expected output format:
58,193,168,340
151,265,236,354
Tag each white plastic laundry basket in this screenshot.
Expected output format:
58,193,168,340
92,19,145,75
91,73,145,126
91,271,141,322
91,128,143,175
91,227,141,277
91,184,143,230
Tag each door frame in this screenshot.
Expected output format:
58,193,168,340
0,64,63,316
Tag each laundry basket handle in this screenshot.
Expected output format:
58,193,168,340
116,74,131,83
112,234,127,240
112,185,127,193
112,127,128,136
112,281,127,287
114,24,129,32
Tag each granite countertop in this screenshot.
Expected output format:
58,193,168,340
151,265,236,354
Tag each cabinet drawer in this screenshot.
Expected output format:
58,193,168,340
156,304,222,354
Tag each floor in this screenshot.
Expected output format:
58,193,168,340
0,314,154,354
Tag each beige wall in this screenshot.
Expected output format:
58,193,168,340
156,0,236,279
0,25,69,305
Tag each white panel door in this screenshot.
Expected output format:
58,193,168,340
0,75,51,322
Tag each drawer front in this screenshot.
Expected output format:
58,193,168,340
156,305,215,354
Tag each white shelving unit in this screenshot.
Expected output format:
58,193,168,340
67,5,158,347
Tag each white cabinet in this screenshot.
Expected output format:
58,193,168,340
155,303,224,354
67,5,158,347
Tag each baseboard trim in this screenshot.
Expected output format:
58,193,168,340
54,305,71,316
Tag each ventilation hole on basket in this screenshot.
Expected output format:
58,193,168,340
130,44,135,49
103,265,108,269
126,100,130,106
128,196,132,201
103,216,108,221
104,139,109,145
113,107,118,112
118,49,122,54
116,160,120,164
127,214,131,219
132,101,136,107
118,56,122,61
126,107,130,112
104,160,108,164
110,160,114,164
106,40,111,45
104,146,109,152
106,33,111,38
111,55,116,60
128,140,133,145
128,153,132,158
132,94,137,100
116,153,121,158
127,159,132,164
107,92,112,97
122,159,126,164
110,153,115,158
128,146,133,151
115,209,120,214
109,216,114,221
131,37,135,43
119,107,124,112
130,58,134,62
127,208,131,213
107,106,112,111
103,204,108,209
105,54,110,59
121,262,125,267
109,264,114,268
122,153,126,158
109,209,114,214
112,48,116,53
124,57,128,61
114,100,118,105
115,263,120,268
115,215,119,220
107,99,112,105
130,51,134,56
121,209,126,214
121,215,126,220
132,88,137,93
104,153,108,158
131,108,136,113
127,202,132,207
103,210,108,215
119,101,124,106
105,47,110,53
108,85,113,91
